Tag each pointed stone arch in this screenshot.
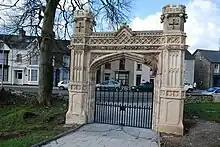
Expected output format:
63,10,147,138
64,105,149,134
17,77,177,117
91,52,146,70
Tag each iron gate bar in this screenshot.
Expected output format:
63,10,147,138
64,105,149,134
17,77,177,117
146,92,149,128
141,91,144,127
131,89,134,126
108,89,110,124
150,92,154,127
126,89,129,126
136,90,139,127
147,92,150,128
94,88,153,129
117,89,120,124
121,89,125,126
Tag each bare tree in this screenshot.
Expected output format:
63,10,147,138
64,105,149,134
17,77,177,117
0,0,132,106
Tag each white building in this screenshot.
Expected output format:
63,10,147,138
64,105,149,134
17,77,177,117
97,50,195,87
9,39,39,85
0,29,71,86
133,62,151,85
97,59,153,87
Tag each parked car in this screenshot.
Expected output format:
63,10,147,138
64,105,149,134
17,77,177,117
131,82,153,92
201,87,220,95
96,80,121,91
184,83,193,93
57,80,69,90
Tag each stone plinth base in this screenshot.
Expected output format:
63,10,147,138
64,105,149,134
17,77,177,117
66,111,86,125
158,123,184,136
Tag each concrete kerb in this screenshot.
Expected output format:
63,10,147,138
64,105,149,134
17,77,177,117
31,124,85,147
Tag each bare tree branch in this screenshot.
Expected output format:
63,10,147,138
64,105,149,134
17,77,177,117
0,0,133,105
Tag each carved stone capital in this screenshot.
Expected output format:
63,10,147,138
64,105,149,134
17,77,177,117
160,87,185,99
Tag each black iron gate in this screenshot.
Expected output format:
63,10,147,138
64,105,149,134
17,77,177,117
94,88,153,128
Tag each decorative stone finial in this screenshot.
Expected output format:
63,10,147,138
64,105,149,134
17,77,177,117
73,9,94,35
161,4,188,32
74,9,93,19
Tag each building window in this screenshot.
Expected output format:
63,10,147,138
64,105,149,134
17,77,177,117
63,56,70,67
105,62,111,69
31,70,38,81
15,70,22,79
28,69,38,81
96,69,101,84
0,68,8,81
3,68,8,81
199,56,203,61
28,70,30,81
136,74,141,85
63,70,69,81
115,71,129,86
30,55,39,65
137,63,142,71
214,64,219,73
104,73,110,81
0,53,7,64
16,54,22,62
119,59,125,70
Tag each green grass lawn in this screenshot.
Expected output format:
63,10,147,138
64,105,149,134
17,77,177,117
0,98,70,147
184,103,220,122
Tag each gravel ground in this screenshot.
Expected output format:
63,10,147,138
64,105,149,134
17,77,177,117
160,119,220,147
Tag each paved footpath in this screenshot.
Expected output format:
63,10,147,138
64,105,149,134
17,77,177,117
42,123,159,147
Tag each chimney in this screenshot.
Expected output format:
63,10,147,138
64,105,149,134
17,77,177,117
19,28,25,40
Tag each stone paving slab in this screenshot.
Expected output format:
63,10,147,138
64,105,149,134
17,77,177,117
42,123,159,147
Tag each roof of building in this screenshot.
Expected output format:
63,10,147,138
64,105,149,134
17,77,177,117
193,49,220,63
185,50,194,60
0,34,36,49
0,34,70,54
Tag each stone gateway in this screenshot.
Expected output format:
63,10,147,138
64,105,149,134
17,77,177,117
66,4,188,135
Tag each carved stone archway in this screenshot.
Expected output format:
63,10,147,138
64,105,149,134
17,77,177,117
66,4,188,135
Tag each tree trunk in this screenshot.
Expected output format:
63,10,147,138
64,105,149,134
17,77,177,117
38,0,60,106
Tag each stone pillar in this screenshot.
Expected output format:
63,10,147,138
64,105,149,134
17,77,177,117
66,9,94,125
66,50,89,124
87,70,96,123
159,4,188,135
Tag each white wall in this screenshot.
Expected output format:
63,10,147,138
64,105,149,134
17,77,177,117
101,59,135,86
98,59,195,87
184,60,195,85
133,62,150,86
8,48,39,85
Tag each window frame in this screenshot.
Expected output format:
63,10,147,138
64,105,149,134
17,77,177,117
30,55,39,65
28,69,38,82
115,71,129,86
136,63,142,71
104,73,110,81
16,54,22,63
30,70,38,81
214,64,219,73
63,55,70,67
119,59,125,70
105,62,111,69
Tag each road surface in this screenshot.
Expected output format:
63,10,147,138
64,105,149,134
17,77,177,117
2,85,204,98
3,85,68,95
